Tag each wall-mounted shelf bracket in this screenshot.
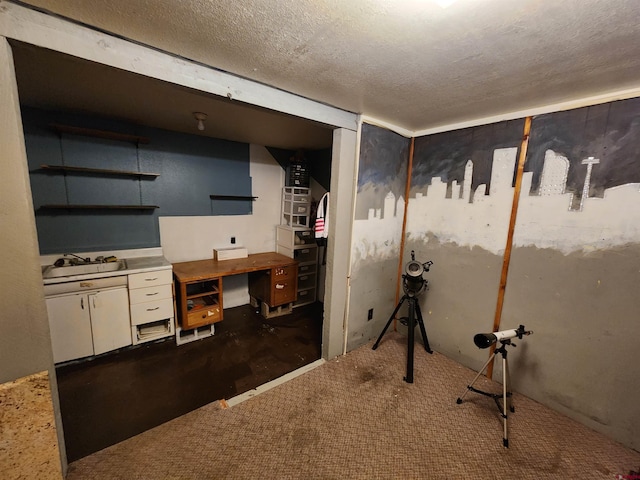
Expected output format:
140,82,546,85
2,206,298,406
40,204,159,210
210,195,258,201
40,164,159,178
50,124,150,144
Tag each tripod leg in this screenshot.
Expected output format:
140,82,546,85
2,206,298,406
505,354,515,413
372,296,406,350
414,301,433,354
456,351,497,404
404,298,415,383
502,354,509,448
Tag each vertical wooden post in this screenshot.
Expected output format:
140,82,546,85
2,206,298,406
486,117,532,378
394,137,416,329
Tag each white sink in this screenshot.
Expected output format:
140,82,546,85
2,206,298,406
42,260,127,279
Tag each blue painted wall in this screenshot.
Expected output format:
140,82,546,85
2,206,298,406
23,108,252,254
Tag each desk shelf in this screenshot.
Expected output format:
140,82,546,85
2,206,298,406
186,281,220,299
177,277,223,331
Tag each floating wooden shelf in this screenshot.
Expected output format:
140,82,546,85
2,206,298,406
50,124,150,144
40,164,160,178
40,204,159,210
210,195,258,201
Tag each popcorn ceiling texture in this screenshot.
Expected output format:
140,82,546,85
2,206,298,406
18,0,640,132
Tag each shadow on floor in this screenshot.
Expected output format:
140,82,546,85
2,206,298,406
55,302,323,462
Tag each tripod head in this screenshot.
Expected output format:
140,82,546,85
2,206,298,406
402,250,433,297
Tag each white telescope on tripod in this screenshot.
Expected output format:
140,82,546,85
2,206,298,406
473,325,533,349
458,324,533,448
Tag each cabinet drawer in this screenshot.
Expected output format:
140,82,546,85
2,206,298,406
294,287,316,306
298,274,316,290
128,269,173,289
283,188,310,202
273,265,296,281
130,298,174,326
272,280,296,306
129,284,173,304
284,201,309,214
276,226,315,248
293,247,317,264
186,303,222,329
298,263,316,276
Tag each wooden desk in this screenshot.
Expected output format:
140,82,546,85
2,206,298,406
173,252,298,330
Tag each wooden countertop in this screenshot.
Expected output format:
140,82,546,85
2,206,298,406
172,252,297,282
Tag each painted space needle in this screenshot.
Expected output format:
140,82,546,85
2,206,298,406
579,156,600,211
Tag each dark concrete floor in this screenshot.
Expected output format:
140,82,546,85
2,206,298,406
55,302,323,462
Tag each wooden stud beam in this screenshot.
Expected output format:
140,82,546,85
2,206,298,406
394,137,416,329
486,116,532,378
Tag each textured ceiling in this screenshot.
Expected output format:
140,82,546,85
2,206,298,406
11,0,640,147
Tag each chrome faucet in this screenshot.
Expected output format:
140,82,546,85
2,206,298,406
64,253,91,264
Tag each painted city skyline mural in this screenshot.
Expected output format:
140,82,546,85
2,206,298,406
406,146,640,255
352,97,640,265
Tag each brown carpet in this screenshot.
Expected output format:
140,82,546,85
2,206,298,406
66,332,640,479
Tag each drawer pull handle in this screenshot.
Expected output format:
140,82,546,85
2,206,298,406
145,277,158,281
275,284,285,290
146,306,160,311
145,292,159,296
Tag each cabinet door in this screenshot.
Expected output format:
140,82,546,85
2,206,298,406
46,293,93,363
89,287,132,356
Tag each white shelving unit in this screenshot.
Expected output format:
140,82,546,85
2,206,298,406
281,186,311,227
277,186,318,307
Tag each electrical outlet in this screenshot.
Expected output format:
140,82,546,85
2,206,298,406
231,237,236,244
368,308,373,321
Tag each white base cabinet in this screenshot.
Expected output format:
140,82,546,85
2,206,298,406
90,288,132,355
128,269,175,344
46,286,131,363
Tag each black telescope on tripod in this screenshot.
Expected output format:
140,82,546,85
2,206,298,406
372,251,433,383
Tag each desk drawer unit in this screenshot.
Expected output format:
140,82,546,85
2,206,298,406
248,266,298,307
128,269,175,344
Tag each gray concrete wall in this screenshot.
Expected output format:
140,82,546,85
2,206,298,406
404,238,504,372
396,101,640,451
352,104,640,451
346,123,410,351
501,245,640,450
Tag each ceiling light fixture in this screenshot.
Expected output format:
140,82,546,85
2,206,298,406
193,112,207,131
